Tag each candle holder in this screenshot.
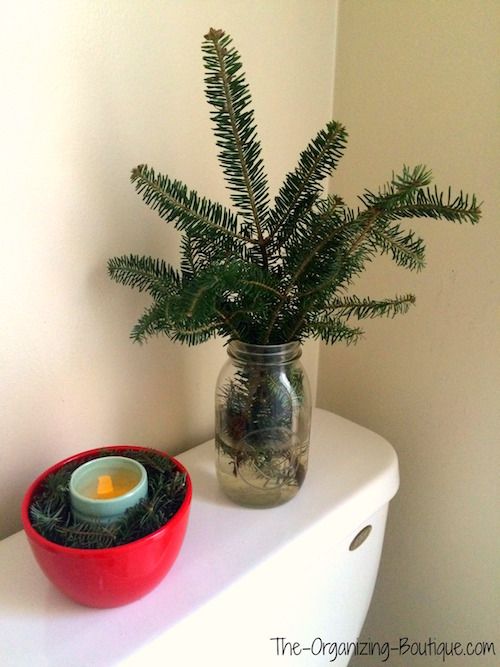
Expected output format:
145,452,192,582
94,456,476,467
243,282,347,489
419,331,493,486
69,456,148,524
21,446,192,608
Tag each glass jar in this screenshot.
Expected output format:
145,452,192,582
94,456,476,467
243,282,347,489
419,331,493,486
215,341,311,508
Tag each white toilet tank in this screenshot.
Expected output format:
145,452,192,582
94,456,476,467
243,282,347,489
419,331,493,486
122,407,400,667
0,408,399,667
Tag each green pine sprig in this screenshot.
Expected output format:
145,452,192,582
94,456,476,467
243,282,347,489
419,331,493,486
202,28,270,250
29,449,187,549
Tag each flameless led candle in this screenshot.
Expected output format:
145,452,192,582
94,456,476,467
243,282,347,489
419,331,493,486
69,456,148,524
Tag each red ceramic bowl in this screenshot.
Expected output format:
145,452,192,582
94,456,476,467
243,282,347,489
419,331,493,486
21,446,192,608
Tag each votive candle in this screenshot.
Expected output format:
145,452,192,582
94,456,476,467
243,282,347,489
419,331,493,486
69,456,148,524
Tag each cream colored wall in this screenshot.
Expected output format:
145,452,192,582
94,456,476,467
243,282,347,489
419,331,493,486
318,0,499,656
0,0,340,538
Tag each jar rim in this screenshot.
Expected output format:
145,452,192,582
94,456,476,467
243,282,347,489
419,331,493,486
227,340,301,362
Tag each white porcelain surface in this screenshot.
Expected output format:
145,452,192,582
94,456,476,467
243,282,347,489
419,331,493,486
0,408,399,666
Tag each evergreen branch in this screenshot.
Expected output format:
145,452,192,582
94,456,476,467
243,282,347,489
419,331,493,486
346,174,481,270
215,308,242,340
283,301,316,343
30,502,67,534
351,168,481,254
312,194,346,224
58,522,118,549
131,164,253,247
370,225,426,271
284,248,369,342
344,166,436,258
180,233,232,278
241,279,282,299
109,30,482,349
263,218,355,343
266,121,348,245
184,278,219,318
359,166,481,225
295,251,353,300
180,234,198,279
325,294,416,320
307,318,364,345
29,449,188,549
359,164,433,208
384,187,481,225
268,191,330,262
347,207,383,255
131,300,170,343
213,308,257,342
108,254,180,298
203,28,270,262
168,262,244,324
170,320,222,345
169,262,283,342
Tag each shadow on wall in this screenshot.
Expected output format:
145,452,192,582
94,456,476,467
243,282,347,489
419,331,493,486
2,71,219,541
73,36,220,458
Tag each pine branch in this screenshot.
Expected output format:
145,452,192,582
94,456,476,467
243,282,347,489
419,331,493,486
170,319,222,345
30,501,67,535
282,248,371,343
359,164,433,209
307,318,364,345
109,30,482,349
294,247,363,301
240,279,282,299
282,299,317,343
385,186,481,224
175,275,221,320
108,254,180,298
342,166,438,261
168,262,242,325
370,225,426,271
359,166,481,225
215,308,243,341
131,300,170,343
179,234,213,279
131,164,252,251
263,215,359,343
325,294,416,320
167,261,284,343
266,121,348,247
349,167,481,259
29,449,188,549
203,28,270,262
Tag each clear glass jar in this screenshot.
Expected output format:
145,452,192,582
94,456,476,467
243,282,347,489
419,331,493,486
215,341,311,508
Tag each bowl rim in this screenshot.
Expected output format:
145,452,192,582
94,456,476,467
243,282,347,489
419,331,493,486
21,445,192,556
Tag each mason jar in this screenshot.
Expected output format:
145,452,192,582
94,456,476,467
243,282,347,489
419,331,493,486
215,341,311,508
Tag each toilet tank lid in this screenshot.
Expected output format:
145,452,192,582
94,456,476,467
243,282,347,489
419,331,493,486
181,407,399,557
306,407,400,517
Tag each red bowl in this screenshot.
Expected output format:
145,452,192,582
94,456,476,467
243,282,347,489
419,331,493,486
21,446,192,608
